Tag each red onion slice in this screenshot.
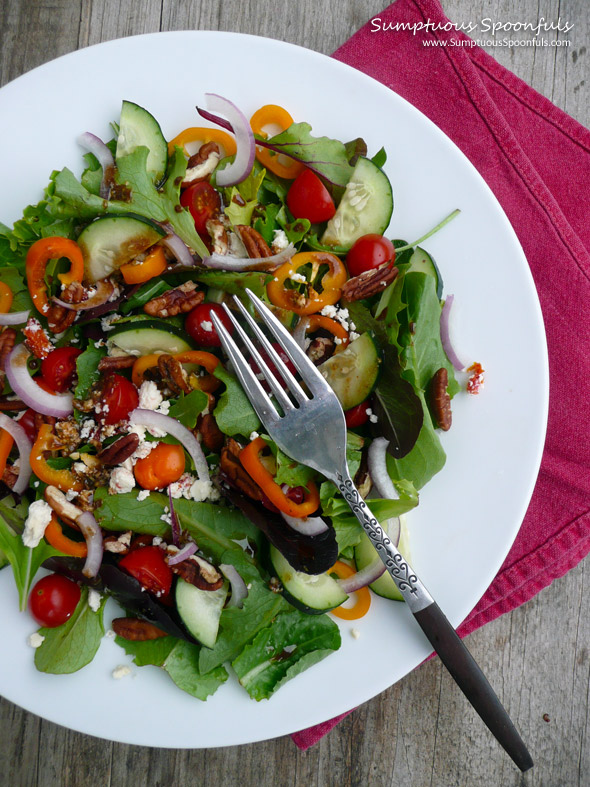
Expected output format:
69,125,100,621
336,517,400,593
368,437,398,500
52,280,115,312
167,485,182,547
129,409,210,483
0,310,30,326
161,229,196,266
440,294,465,371
77,511,103,578
293,317,310,350
0,413,32,494
280,511,329,537
204,94,255,186
219,563,248,608
6,344,73,418
77,132,115,199
168,541,198,566
202,243,295,271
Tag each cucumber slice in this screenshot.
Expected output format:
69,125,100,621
116,100,168,183
108,319,195,356
78,215,165,283
270,545,348,615
405,247,443,299
317,332,381,410
175,577,228,648
354,516,410,601
321,157,393,249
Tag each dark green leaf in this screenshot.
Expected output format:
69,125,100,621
74,342,106,400
120,279,171,314
213,365,261,437
168,389,209,430
371,147,387,168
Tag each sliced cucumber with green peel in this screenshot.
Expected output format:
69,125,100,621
317,332,381,410
108,319,195,356
270,545,348,615
405,247,443,299
354,516,410,601
116,100,168,183
79,215,165,282
175,577,228,648
321,157,393,249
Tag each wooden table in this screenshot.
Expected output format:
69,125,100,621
1,1,588,784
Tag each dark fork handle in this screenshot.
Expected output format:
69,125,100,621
414,601,533,772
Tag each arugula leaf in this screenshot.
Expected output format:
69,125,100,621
0,503,63,610
371,147,387,168
223,167,266,226
259,122,354,190
168,389,208,430
0,201,76,272
254,203,281,245
386,397,446,490
213,365,261,437
74,342,106,401
191,270,271,300
232,609,341,700
34,587,105,674
117,636,228,700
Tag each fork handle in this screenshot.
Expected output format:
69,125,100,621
336,473,533,772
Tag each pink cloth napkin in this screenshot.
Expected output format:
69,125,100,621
292,0,590,749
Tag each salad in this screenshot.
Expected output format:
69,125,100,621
0,95,472,702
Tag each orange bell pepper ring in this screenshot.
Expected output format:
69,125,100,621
0,282,14,314
168,127,237,158
267,252,348,315
0,429,14,478
120,246,167,285
329,561,372,620
131,350,219,388
306,315,349,350
30,424,83,493
26,237,84,317
240,436,320,518
44,513,87,558
250,105,305,179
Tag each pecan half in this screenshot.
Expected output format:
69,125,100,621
429,367,452,431
236,225,272,258
197,413,224,453
103,531,132,554
44,485,83,528
341,264,398,302
182,142,222,187
143,281,204,318
98,355,136,372
47,281,85,333
170,554,224,591
23,318,53,359
112,618,168,641
0,328,16,372
220,438,263,501
206,218,229,255
158,354,190,395
0,398,26,411
307,336,334,365
98,433,140,466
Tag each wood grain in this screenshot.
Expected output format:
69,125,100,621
1,1,588,785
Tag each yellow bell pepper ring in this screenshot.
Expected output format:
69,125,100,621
267,252,348,315
250,104,305,179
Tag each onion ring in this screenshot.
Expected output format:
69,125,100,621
77,511,103,578
440,294,465,371
219,563,248,608
6,344,73,418
368,437,398,500
202,243,296,271
204,94,255,186
0,412,33,494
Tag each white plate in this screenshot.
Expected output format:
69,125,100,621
0,31,548,748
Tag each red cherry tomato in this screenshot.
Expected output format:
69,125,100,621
29,574,81,628
250,342,297,390
286,169,336,223
119,546,173,599
18,409,38,443
345,401,370,428
185,303,233,348
346,234,395,277
101,374,139,424
180,182,222,236
40,347,83,393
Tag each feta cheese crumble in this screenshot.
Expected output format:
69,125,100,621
109,466,136,495
138,380,163,411
27,632,45,649
112,664,133,680
88,589,102,612
22,500,53,548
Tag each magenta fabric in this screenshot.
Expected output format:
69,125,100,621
292,0,590,750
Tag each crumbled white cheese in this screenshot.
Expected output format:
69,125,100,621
349,331,360,342
80,419,96,441
105,629,116,639
156,400,170,416
65,489,77,502
138,380,163,411
201,320,213,332
73,461,89,475
100,314,120,332
136,489,150,501
169,472,218,502
365,407,378,424
160,511,172,526
112,664,133,680
350,628,361,640
88,589,102,612
152,536,163,546
27,632,45,649
272,229,289,251
289,272,307,284
249,431,260,441
108,467,136,495
22,500,53,548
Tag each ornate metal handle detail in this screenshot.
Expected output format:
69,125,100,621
337,473,433,612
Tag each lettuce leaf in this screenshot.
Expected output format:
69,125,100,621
213,365,261,437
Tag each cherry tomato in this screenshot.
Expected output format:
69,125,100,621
119,545,173,598
185,303,233,348
101,374,139,425
286,169,336,223
180,182,222,236
134,443,186,490
18,409,38,443
29,573,81,628
40,347,83,393
346,234,395,277
345,401,370,428
250,342,297,390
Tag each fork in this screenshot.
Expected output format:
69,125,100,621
211,288,533,772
